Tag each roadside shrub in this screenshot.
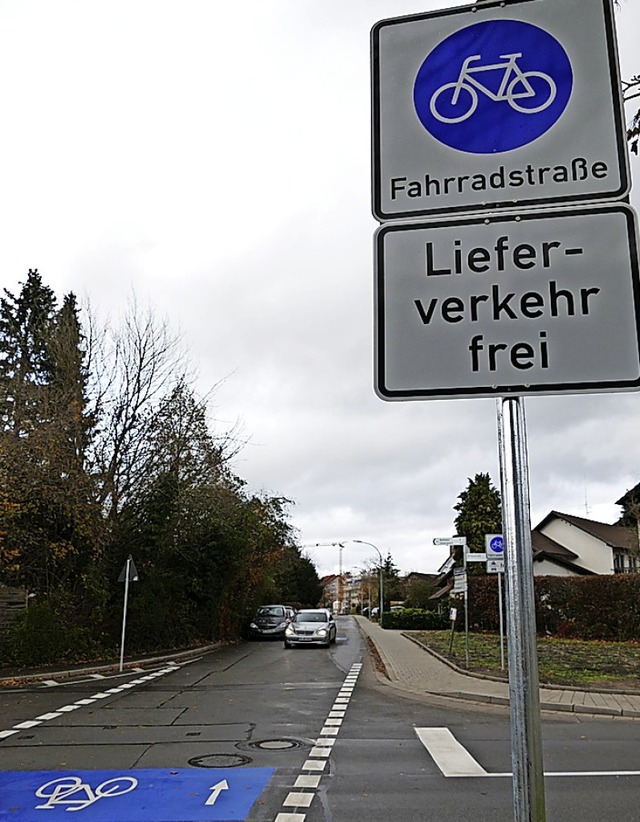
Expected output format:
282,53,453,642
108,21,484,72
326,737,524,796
466,573,640,641
0,601,107,667
380,609,449,631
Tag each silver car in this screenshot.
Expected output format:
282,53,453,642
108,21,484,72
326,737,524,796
284,609,337,648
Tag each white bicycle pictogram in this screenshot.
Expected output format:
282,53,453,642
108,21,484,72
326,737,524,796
429,52,557,123
34,775,138,811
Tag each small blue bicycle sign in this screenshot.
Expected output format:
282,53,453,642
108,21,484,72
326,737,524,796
489,536,505,555
414,20,573,153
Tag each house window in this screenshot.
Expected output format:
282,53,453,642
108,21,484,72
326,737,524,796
613,552,624,573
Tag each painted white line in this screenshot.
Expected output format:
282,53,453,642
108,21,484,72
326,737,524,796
416,727,640,779
284,792,314,807
294,775,321,789
302,759,326,771
309,747,331,758
0,661,181,746
273,662,362,821
415,727,488,777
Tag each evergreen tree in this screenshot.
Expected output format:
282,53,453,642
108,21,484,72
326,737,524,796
453,472,502,557
0,269,57,435
0,273,104,616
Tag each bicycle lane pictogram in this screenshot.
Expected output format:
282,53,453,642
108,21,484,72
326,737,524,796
413,19,573,153
0,768,274,821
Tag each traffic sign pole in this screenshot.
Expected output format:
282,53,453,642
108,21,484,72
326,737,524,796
497,398,546,822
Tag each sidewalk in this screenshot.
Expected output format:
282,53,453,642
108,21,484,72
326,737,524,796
354,616,640,719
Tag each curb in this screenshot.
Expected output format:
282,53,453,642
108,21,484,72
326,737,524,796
0,643,222,687
356,623,640,719
402,631,640,698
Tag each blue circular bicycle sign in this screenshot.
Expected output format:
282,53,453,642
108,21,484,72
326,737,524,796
413,20,573,153
489,536,505,554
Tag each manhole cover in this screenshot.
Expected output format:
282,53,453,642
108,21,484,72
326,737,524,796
188,753,252,768
239,738,306,752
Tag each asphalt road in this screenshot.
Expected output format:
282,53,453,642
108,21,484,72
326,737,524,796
2,616,640,821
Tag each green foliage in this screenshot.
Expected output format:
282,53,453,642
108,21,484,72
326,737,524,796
0,271,321,667
403,578,438,609
1,600,107,666
380,608,449,631
453,472,502,561
467,574,640,641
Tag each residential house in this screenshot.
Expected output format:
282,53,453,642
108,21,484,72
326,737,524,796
429,499,640,602
532,511,639,575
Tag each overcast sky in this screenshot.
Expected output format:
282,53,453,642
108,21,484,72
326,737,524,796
0,0,638,579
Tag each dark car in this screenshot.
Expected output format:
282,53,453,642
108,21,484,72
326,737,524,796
249,605,294,639
284,608,337,648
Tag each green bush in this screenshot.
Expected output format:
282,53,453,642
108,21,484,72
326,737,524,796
380,608,449,631
466,574,640,641
0,601,108,667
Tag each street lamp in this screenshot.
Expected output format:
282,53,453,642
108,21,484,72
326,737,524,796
352,540,384,619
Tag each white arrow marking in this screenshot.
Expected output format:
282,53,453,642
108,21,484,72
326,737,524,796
205,779,229,806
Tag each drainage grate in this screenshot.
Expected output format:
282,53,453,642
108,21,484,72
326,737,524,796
188,753,252,768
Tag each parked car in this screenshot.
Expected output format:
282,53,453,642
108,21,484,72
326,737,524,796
249,605,294,639
284,608,337,648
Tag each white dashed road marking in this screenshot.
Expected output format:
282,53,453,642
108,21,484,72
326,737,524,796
273,662,362,822
0,665,182,743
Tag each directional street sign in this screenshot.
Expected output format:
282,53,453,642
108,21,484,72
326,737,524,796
452,567,468,594
371,0,628,221
0,768,275,822
433,536,466,546
375,203,640,400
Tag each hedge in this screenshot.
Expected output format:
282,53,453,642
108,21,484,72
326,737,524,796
466,574,640,641
380,608,449,631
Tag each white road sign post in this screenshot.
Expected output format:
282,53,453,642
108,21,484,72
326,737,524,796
371,0,628,221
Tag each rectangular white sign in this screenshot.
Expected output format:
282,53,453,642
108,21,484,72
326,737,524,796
374,204,640,400
371,0,628,221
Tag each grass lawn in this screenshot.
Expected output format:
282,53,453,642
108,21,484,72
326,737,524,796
408,630,640,690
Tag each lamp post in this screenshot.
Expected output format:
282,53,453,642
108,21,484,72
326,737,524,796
352,540,384,619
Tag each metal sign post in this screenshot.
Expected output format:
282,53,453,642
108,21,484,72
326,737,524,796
497,398,546,822
436,536,469,666
118,556,139,673
486,534,506,670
